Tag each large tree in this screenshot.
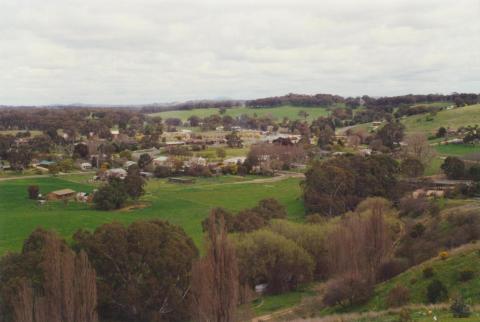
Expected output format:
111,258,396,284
124,165,145,201
234,230,314,294
402,133,436,165
191,211,239,322
0,229,98,322
441,156,465,179
303,155,399,216
376,121,405,149
73,220,198,322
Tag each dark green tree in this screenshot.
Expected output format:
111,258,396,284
74,220,198,322
441,156,465,179
93,178,128,210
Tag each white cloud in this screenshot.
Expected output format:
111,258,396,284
0,0,479,105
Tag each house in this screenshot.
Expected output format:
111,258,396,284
153,156,172,167
106,168,127,179
132,147,160,160
224,156,247,165
38,160,56,167
165,141,186,146
80,162,92,170
123,161,137,169
140,171,154,178
47,189,76,200
185,157,207,167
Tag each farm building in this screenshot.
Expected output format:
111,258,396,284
106,168,128,179
224,156,247,165
80,162,92,170
47,189,76,200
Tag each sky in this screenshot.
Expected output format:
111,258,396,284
0,0,479,105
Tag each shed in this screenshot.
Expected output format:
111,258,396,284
47,189,76,200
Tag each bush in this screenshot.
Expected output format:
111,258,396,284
377,258,409,282
27,185,39,199
426,279,448,303
386,284,410,307
450,294,471,318
399,197,429,217
93,179,128,210
439,251,448,260
398,308,413,322
458,270,475,282
423,267,434,279
153,165,172,178
409,223,426,238
322,275,373,307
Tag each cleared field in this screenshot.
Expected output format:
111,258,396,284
149,105,330,122
0,174,304,255
402,104,480,134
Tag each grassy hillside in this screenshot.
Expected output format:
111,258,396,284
367,244,480,311
402,104,480,134
0,175,304,255
149,105,330,122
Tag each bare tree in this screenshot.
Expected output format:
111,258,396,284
402,132,436,165
191,211,239,322
326,209,393,283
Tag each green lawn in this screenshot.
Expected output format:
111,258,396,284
435,144,480,157
0,130,43,137
149,105,330,122
0,175,304,255
402,104,480,135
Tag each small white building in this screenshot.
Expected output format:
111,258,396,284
106,168,127,179
123,161,137,169
80,162,92,170
224,156,247,165
185,157,207,167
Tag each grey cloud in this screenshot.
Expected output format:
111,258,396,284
0,0,479,105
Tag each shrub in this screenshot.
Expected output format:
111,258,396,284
458,270,474,282
27,185,39,199
426,279,448,303
439,251,448,260
399,197,429,217
409,223,426,238
322,275,373,307
450,294,471,318
398,308,413,322
386,284,410,307
377,258,409,282
422,267,434,279
153,165,172,178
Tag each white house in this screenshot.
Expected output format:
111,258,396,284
185,157,207,167
224,156,247,165
80,162,92,170
106,168,127,179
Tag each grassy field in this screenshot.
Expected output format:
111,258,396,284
402,104,480,134
0,174,304,255
149,105,330,122
435,144,480,157
0,130,43,136
367,244,480,311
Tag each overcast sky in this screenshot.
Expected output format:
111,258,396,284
0,0,479,105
